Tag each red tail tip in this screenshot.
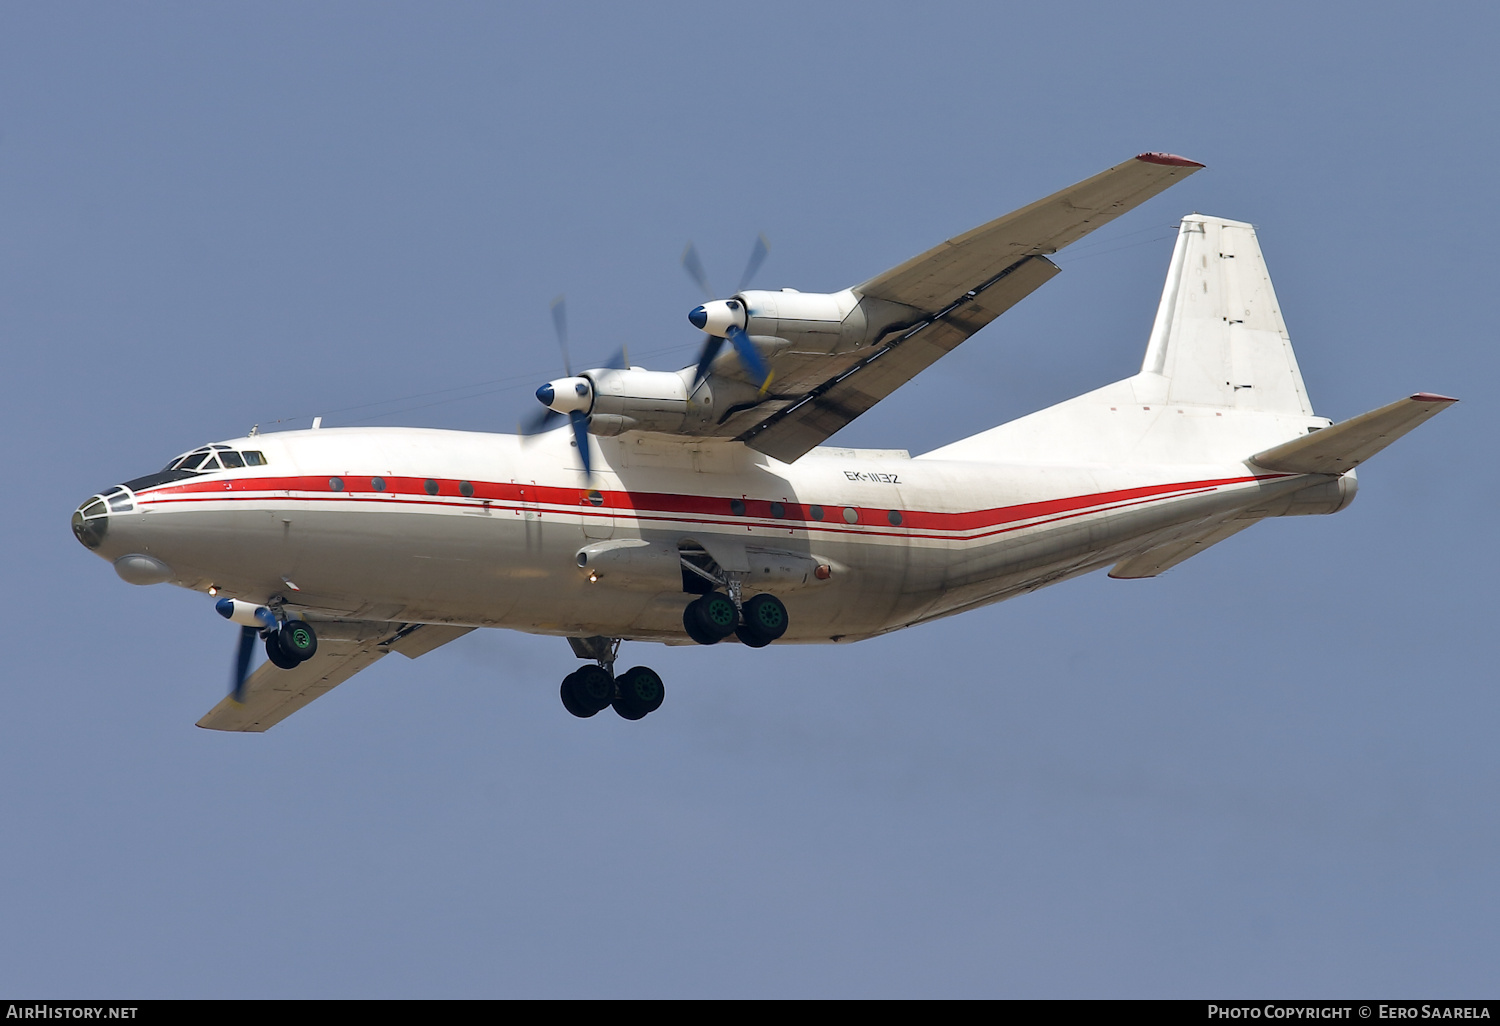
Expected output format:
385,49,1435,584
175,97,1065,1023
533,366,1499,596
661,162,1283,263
1136,152,1205,168
1410,392,1459,402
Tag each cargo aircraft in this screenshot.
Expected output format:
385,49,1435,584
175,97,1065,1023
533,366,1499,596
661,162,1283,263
71,154,1455,730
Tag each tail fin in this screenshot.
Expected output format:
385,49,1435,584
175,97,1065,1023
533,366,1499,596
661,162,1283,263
1141,214,1313,415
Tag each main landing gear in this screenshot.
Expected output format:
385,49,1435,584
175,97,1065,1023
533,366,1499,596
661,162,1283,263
264,618,319,669
558,637,666,721
683,590,788,648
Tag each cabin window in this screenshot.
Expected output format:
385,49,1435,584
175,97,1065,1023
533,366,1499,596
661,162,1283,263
842,507,859,524
424,479,439,495
770,502,785,519
371,477,386,491
887,510,903,526
329,478,344,491
460,481,474,497
730,499,746,516
809,505,824,521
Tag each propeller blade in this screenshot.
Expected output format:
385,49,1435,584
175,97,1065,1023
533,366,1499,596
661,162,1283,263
681,242,714,299
550,295,572,377
604,345,629,371
569,409,592,477
726,324,770,387
519,406,564,438
692,334,726,389
231,624,257,704
737,234,770,293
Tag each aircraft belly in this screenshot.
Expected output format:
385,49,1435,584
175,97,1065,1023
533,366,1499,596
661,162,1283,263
121,502,589,626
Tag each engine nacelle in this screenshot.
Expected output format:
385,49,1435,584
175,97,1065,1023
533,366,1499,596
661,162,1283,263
738,288,859,343
215,597,276,628
585,368,699,434
691,289,919,354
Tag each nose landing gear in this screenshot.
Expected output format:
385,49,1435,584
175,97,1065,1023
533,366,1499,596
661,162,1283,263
558,637,667,721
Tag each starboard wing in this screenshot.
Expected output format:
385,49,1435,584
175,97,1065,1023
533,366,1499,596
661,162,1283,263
197,621,474,732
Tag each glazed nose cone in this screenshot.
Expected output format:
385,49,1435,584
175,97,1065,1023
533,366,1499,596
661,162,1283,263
71,495,109,550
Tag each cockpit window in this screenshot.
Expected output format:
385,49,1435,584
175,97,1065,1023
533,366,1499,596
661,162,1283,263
170,451,211,471
165,447,268,471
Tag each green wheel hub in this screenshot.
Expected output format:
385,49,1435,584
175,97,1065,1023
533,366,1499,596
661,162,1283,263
703,595,735,628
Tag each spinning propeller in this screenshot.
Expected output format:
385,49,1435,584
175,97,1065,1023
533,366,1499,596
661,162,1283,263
682,235,772,390
218,597,276,704
518,296,625,478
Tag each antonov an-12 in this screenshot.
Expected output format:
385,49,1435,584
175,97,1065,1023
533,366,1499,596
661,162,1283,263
71,154,1454,730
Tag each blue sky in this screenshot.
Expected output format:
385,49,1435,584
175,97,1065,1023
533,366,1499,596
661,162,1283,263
2,1,1495,997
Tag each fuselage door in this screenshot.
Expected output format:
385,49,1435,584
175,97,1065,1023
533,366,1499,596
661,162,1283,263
581,486,614,540
515,480,545,549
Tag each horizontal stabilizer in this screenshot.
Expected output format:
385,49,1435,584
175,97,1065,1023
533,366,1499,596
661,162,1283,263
1250,393,1457,476
1109,519,1257,579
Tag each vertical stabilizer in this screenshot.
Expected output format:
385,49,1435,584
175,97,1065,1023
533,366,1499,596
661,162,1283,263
1141,215,1313,415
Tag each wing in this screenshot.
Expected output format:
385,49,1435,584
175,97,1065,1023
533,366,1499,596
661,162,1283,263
196,621,474,732
733,153,1204,462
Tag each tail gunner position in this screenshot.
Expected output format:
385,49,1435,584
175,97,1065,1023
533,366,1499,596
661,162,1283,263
72,155,1455,731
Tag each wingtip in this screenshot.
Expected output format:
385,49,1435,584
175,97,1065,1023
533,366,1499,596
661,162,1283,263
1410,392,1459,403
1136,152,1206,168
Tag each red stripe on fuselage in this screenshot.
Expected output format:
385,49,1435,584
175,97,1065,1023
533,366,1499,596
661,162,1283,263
134,472,1286,538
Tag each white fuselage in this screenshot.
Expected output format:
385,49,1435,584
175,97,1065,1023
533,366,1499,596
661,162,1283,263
77,422,1328,645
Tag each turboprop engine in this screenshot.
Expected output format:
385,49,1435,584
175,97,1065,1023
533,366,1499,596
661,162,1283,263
536,367,706,436
686,288,922,388
690,289,861,345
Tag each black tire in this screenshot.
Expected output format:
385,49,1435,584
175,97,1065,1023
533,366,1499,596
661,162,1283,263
683,602,719,645
264,631,300,669
735,624,774,648
560,671,596,718
683,592,737,645
739,594,789,645
278,619,319,661
613,666,665,720
571,665,616,715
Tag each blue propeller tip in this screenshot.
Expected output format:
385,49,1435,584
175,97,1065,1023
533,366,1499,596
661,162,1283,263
688,306,707,330
536,383,554,406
